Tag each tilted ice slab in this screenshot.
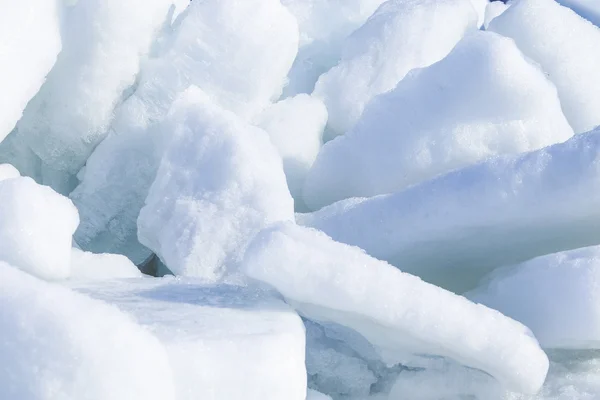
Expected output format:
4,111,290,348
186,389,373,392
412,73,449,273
468,245,600,349
313,0,477,137
489,0,600,134
243,223,549,394
303,30,573,210
71,0,298,263
17,0,172,175
72,277,307,400
0,0,62,143
0,263,175,400
138,87,293,280
299,128,600,293
0,177,79,280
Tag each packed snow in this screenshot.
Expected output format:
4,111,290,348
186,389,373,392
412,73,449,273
3,0,600,398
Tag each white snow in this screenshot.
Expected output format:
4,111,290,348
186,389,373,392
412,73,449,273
242,222,549,394
0,0,62,143
313,0,477,137
557,0,600,26
0,164,20,181
0,263,175,400
303,31,573,210
70,0,299,263
468,246,600,349
0,177,79,280
72,277,307,400
484,1,509,29
70,248,143,280
488,0,600,134
137,87,293,280
299,128,600,293
254,94,327,210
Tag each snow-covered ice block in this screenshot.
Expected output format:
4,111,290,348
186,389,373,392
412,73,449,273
471,0,490,27
281,0,387,96
138,87,293,280
304,31,573,210
72,277,307,400
0,263,175,400
71,0,298,263
558,0,600,26
243,223,549,394
0,164,19,181
254,94,327,209
489,0,600,134
484,1,509,29
70,248,142,280
18,0,172,175
299,128,600,293
0,177,79,280
313,0,477,137
468,246,600,349
0,0,62,143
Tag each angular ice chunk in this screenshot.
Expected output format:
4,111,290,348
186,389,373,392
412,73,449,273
303,31,573,210
0,164,19,182
254,94,327,210
0,263,175,400
299,128,600,293
138,87,293,280
468,246,600,349
489,0,600,134
313,0,477,137
0,0,62,142
70,248,143,280
242,223,549,394
0,177,79,280
72,278,307,400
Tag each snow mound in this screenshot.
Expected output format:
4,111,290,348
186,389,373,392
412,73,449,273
0,263,175,400
138,87,293,280
484,1,509,29
468,245,600,349
70,248,143,280
72,277,307,400
243,223,549,394
304,30,573,210
0,177,79,280
299,128,600,293
254,94,327,210
313,0,477,137
0,164,20,181
489,0,600,134
70,0,298,263
0,0,62,143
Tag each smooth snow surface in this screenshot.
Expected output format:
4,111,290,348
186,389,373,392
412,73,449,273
489,0,600,134
304,31,573,210
72,278,307,400
71,0,298,263
468,246,600,349
313,0,477,137
243,223,549,394
0,177,79,280
0,164,20,181
70,248,143,280
0,0,62,143
558,0,600,25
0,264,175,400
484,1,509,29
138,87,293,280
299,128,600,293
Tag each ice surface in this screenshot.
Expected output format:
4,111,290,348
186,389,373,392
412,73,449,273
313,0,477,137
138,87,293,280
307,389,332,400
254,94,327,209
243,223,549,394
70,248,143,280
0,0,62,143
17,0,172,175
489,0,600,134
468,246,600,349
0,164,20,181
484,1,509,29
71,0,298,263
304,31,573,210
0,177,79,280
299,128,600,293
72,277,307,400
0,263,175,400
